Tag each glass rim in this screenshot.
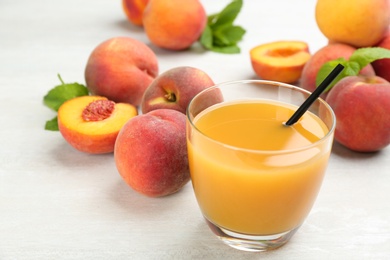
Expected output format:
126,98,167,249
186,79,336,155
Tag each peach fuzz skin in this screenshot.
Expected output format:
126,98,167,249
373,29,390,81
58,96,137,154
84,37,159,106
325,76,390,152
315,0,390,48
122,0,149,26
114,109,190,197
142,0,207,50
300,43,375,99
250,41,311,84
141,66,215,114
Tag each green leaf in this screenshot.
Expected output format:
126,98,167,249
43,74,89,131
209,0,243,28
207,13,218,25
199,25,213,49
315,47,390,93
199,0,245,54
343,61,361,76
213,25,246,46
349,47,390,69
45,116,59,131
43,75,88,111
207,44,241,54
316,58,349,92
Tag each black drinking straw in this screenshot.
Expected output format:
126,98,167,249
285,63,344,126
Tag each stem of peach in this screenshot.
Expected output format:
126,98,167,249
165,92,176,102
57,73,65,85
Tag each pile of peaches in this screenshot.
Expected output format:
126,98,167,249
55,0,229,198
249,0,390,153
48,0,390,198
57,35,216,197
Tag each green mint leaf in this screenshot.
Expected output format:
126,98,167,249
199,0,245,54
343,61,361,76
315,47,390,93
199,25,213,49
208,44,241,54
209,0,243,28
213,30,231,46
207,13,218,25
43,74,89,131
213,25,246,46
45,116,59,131
316,58,349,92
349,47,390,69
43,74,88,111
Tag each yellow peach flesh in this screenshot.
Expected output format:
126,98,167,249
58,96,138,154
250,41,311,84
251,42,311,67
60,98,136,135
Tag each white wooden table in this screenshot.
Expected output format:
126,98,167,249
1,0,389,259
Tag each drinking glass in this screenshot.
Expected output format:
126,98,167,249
186,80,335,252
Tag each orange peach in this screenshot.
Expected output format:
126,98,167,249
141,66,215,114
85,37,159,106
315,0,390,47
58,96,137,154
300,43,375,98
249,41,311,84
122,0,149,26
142,0,207,50
114,109,190,197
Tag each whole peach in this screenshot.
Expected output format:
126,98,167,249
315,0,390,47
325,75,390,152
142,0,207,50
114,109,190,197
300,43,375,99
85,37,159,106
141,66,216,114
372,29,390,81
122,0,149,26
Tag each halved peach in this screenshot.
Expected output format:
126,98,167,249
58,96,137,154
250,41,311,84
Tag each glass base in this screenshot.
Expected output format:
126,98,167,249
205,218,300,252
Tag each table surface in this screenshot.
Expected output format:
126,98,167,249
1,0,389,259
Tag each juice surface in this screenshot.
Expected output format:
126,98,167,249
187,100,331,235
194,100,327,151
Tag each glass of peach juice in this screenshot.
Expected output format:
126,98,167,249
186,80,335,252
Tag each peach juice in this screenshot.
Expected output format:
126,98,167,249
186,80,335,251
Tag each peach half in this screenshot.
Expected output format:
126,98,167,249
58,96,137,154
250,41,311,84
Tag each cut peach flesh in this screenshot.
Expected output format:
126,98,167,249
57,95,138,154
267,48,300,57
249,41,311,83
59,96,137,136
250,41,311,67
